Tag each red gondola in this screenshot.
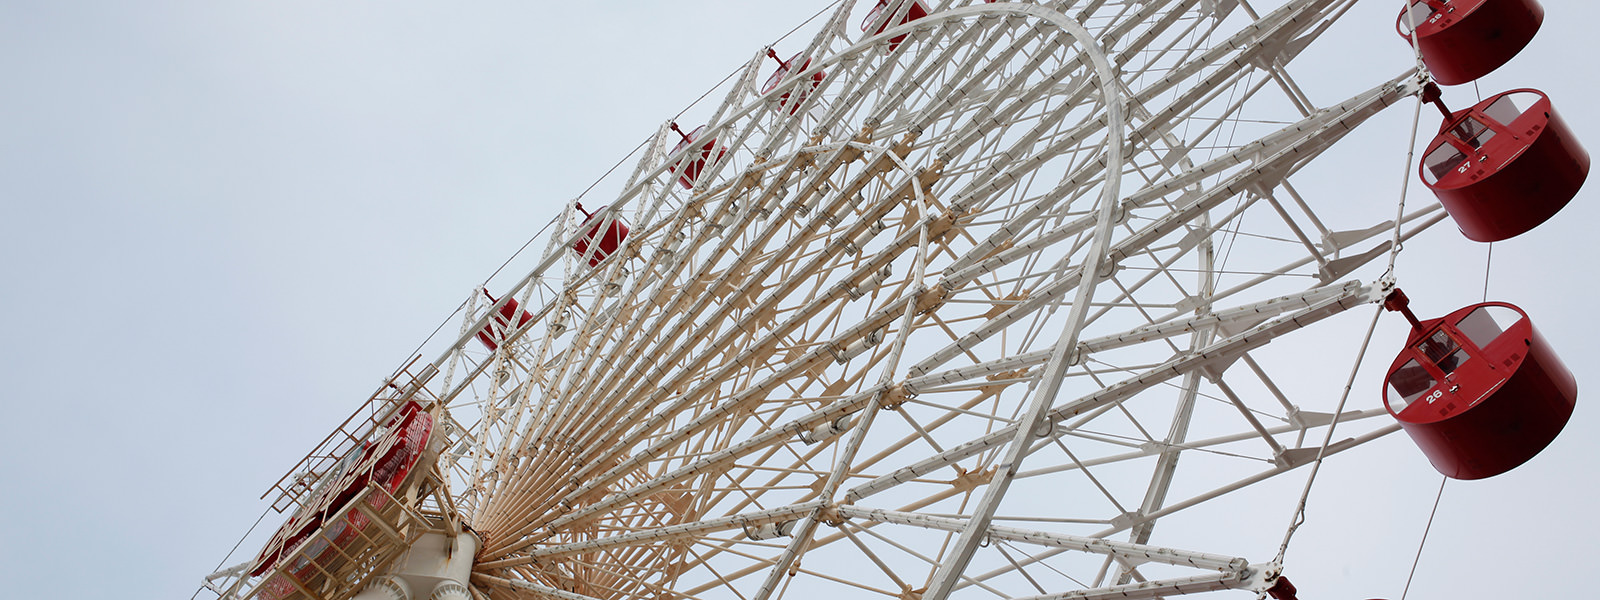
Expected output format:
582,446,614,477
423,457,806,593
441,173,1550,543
475,289,534,351
1396,0,1543,85
669,123,728,190
1420,88,1589,242
1266,576,1298,600
1382,290,1577,480
571,203,630,267
861,0,929,51
250,401,435,597
763,49,827,115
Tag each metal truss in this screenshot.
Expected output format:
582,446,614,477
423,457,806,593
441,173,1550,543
219,2,1446,600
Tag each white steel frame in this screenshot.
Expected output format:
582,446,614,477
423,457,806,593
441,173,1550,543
207,1,1448,600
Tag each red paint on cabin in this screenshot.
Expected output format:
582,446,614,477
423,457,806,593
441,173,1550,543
670,124,728,190
572,204,631,267
862,0,930,51
1420,89,1589,242
1383,299,1577,479
763,51,827,115
1397,0,1543,85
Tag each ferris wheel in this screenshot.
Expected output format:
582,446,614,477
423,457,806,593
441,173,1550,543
201,2,1588,600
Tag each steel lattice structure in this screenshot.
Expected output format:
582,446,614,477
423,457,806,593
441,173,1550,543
206,1,1472,599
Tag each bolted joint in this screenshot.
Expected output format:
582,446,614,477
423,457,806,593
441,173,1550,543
800,415,853,445
743,519,797,541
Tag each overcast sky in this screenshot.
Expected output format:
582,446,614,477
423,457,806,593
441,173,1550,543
2,2,1597,599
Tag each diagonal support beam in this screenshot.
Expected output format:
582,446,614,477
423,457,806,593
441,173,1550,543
835,505,1250,572
1014,571,1251,600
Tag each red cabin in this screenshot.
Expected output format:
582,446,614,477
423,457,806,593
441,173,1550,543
475,289,534,351
763,50,827,115
669,123,728,189
251,401,435,593
1420,89,1589,242
1396,0,1543,85
572,203,630,267
1382,292,1576,480
1265,576,1298,600
861,0,929,51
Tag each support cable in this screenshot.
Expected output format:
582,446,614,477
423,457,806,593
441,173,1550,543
1273,300,1384,563
1382,0,1433,276
1275,0,1435,562
190,507,271,600
1400,475,1449,600
1482,243,1493,302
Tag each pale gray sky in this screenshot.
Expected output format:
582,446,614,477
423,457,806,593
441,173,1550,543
1,2,1596,599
